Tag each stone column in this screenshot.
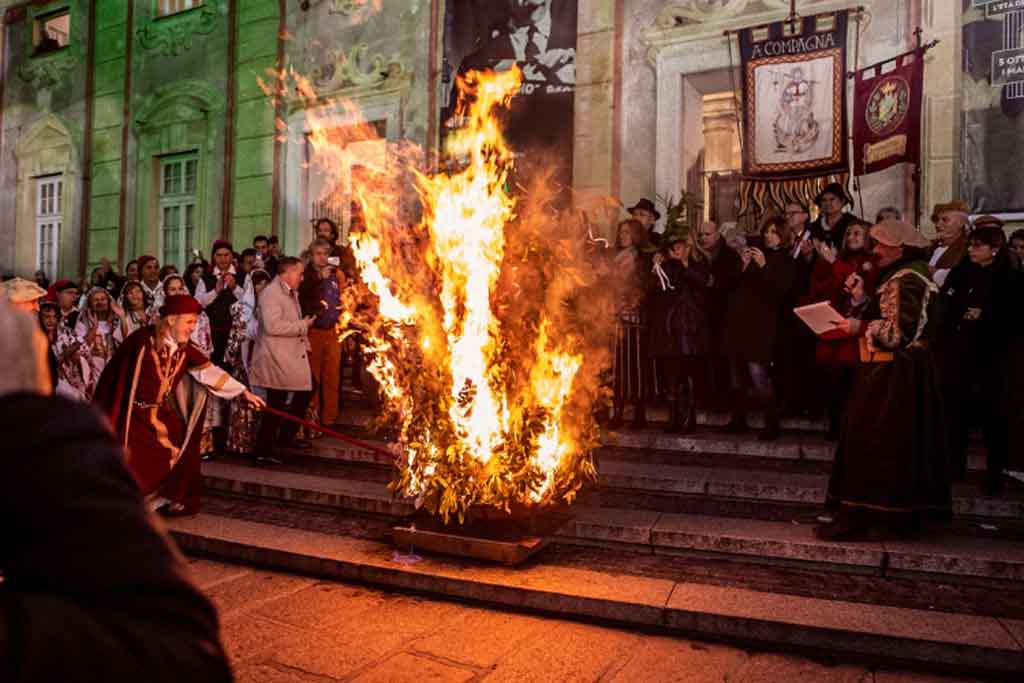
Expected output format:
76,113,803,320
573,0,616,203
920,0,962,233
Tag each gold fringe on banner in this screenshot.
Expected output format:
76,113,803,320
738,173,850,223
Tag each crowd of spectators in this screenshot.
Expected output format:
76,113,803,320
1,188,1022,540
609,187,1024,537
2,223,359,468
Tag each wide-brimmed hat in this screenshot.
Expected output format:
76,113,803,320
0,277,48,304
930,200,969,223
814,182,851,207
870,219,931,249
627,198,661,221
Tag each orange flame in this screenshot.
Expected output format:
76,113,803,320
283,65,606,522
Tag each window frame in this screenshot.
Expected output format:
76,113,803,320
31,6,72,57
158,152,200,270
35,174,63,280
154,0,205,20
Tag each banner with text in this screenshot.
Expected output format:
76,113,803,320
852,49,924,176
738,10,850,180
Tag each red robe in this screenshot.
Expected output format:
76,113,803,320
93,326,212,513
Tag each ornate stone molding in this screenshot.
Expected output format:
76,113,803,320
18,48,78,90
329,0,372,15
655,0,791,29
644,0,868,66
304,44,410,101
137,2,225,57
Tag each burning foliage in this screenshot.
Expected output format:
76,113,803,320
271,65,616,524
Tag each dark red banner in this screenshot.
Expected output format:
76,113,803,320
853,49,924,176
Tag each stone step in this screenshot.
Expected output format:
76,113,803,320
302,429,992,475
563,507,1024,582
207,449,1024,531
202,462,413,517
199,463,1024,583
334,405,830,434
166,513,1024,676
596,459,1024,521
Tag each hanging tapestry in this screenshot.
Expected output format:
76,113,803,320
442,0,577,196
737,10,850,214
853,49,924,176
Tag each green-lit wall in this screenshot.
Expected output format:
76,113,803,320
0,0,437,278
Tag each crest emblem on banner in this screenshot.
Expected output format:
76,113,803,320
852,49,924,176
866,77,910,136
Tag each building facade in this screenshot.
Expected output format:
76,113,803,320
0,0,992,281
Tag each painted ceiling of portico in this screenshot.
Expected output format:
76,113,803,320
655,0,828,28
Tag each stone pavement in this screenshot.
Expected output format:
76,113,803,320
190,557,982,683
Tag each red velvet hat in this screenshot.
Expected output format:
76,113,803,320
136,254,158,270
211,239,234,255
159,294,203,317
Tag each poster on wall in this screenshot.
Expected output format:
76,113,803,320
738,10,850,180
852,49,925,176
443,0,577,194
962,1,1024,214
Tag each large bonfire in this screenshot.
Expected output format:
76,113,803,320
269,66,614,524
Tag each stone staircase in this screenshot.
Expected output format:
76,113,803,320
169,399,1024,676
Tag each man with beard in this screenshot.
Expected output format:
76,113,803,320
93,294,265,515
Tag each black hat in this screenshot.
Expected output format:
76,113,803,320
814,183,851,207
627,198,661,221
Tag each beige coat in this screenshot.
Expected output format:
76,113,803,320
249,277,312,391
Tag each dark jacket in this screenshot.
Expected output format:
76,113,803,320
706,239,743,341
647,258,711,358
939,256,1021,359
0,393,232,683
809,211,859,248
298,263,343,329
722,246,797,363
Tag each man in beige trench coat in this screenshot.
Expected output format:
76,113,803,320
250,257,315,465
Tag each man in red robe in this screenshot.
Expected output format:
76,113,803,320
94,294,264,515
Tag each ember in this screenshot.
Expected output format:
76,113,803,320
276,66,613,524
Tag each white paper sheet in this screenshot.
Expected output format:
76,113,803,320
793,301,845,336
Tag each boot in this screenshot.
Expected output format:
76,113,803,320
608,399,624,430
758,410,781,442
679,399,697,435
724,413,748,433
631,402,648,430
664,399,680,433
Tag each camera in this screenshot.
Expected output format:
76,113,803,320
327,256,341,267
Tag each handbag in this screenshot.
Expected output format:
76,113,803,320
858,337,893,363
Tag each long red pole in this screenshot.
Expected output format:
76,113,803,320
259,404,396,461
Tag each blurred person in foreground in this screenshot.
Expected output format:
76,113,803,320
817,220,950,541
0,299,232,683
93,294,264,516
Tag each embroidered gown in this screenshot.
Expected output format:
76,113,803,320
93,326,246,513
825,258,952,522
